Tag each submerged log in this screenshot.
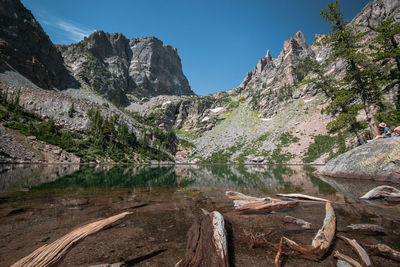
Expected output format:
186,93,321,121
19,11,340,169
177,211,229,267
345,224,385,234
225,191,298,213
338,235,372,267
283,216,312,229
11,212,132,267
360,186,400,200
334,251,362,267
366,243,400,262
274,202,336,266
337,259,355,267
276,193,329,202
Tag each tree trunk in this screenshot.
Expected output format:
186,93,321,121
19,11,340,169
364,104,380,137
351,123,365,145
177,211,229,267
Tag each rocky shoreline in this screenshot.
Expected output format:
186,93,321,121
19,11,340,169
317,138,400,183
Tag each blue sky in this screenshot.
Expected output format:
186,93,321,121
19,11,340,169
21,0,370,96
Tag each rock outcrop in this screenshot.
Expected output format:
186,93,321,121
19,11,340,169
58,31,194,105
0,0,76,90
317,138,400,182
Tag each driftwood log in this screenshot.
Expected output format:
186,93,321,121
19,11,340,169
366,243,400,262
337,259,355,267
283,216,312,229
345,224,385,234
338,235,372,267
225,191,298,213
177,210,229,267
11,212,132,267
275,193,329,202
334,251,362,267
274,202,336,266
360,186,400,200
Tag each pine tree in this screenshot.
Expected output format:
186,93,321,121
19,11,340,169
321,0,383,137
298,57,365,143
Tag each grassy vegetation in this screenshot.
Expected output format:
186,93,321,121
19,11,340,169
0,89,174,163
302,135,336,163
180,139,196,150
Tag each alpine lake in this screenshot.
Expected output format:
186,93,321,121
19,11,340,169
0,164,399,266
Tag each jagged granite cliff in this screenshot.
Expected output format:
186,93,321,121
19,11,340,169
58,31,194,105
0,0,76,90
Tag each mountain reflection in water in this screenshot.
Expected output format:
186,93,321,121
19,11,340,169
1,164,399,267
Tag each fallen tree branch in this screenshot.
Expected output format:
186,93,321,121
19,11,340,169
338,235,372,267
11,212,132,267
274,202,336,266
334,251,362,267
276,193,329,202
345,224,385,234
225,191,298,213
177,211,229,267
365,243,400,262
283,216,312,229
360,186,400,200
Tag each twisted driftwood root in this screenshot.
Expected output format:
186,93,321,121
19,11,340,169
11,212,132,267
274,202,336,266
177,210,229,267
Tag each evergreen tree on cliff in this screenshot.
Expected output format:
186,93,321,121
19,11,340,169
321,0,383,137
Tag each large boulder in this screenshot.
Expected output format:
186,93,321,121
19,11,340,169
317,138,400,182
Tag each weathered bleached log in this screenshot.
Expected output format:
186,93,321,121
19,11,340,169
274,202,336,266
11,212,132,267
225,191,266,201
366,243,400,262
225,191,298,213
360,186,400,200
177,211,229,267
276,193,329,202
338,235,372,267
346,224,385,234
235,200,299,213
283,216,312,229
337,259,355,267
334,251,362,267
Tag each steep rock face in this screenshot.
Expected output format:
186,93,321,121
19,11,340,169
58,31,194,105
0,0,75,90
238,31,316,117
317,138,400,182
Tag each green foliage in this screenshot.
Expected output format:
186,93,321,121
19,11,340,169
303,135,336,163
0,89,173,163
68,103,75,118
227,100,239,110
279,132,299,146
180,139,196,150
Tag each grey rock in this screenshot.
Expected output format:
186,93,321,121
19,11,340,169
317,138,400,182
58,32,194,105
0,0,77,89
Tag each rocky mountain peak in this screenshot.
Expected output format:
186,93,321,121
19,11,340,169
0,0,76,90
84,31,129,59
58,31,194,105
